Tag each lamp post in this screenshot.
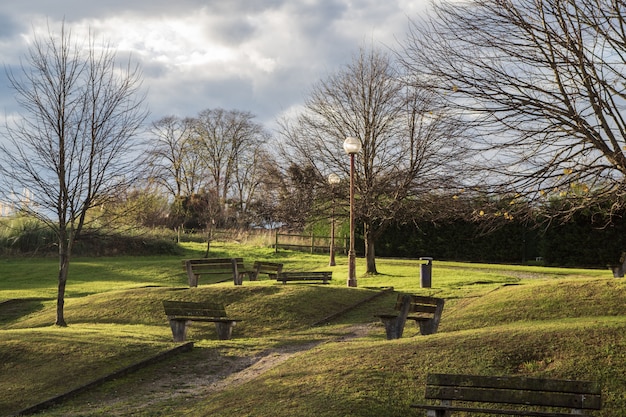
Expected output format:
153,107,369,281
343,136,362,287
328,173,340,266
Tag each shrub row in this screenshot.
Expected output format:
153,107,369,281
373,214,626,267
0,218,180,257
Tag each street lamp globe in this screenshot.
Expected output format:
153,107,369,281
343,136,362,155
328,173,341,185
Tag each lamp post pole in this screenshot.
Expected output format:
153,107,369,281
343,137,362,287
328,173,340,267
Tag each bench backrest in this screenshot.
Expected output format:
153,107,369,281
425,373,602,410
163,300,228,319
394,294,443,316
184,258,245,273
252,261,283,277
183,258,247,286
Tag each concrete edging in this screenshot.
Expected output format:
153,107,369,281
14,341,194,416
312,286,395,325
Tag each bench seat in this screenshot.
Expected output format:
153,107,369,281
271,271,332,284
163,300,241,341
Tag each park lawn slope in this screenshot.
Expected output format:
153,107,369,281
20,274,626,417
1,250,621,417
0,284,384,416
4,284,384,334
440,277,626,332
176,316,626,417
0,325,170,415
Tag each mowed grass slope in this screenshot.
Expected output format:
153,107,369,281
2,242,626,416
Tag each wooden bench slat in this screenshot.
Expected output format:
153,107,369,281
189,265,240,272
428,373,601,395
405,305,438,314
163,302,228,319
395,294,441,305
425,386,601,409
185,258,245,269
273,271,332,284
411,404,595,417
412,373,602,416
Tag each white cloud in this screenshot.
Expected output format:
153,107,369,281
0,0,430,129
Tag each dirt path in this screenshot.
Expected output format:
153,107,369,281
62,323,376,416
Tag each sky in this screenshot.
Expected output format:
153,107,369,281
0,0,429,133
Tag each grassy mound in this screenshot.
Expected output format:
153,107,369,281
1,243,625,416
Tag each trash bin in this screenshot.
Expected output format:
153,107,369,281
420,257,433,288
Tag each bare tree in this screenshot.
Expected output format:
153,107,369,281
279,46,468,275
191,108,268,225
148,115,203,198
231,146,271,226
401,0,626,219
0,23,147,326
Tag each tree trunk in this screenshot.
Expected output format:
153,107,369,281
55,250,70,327
205,219,214,257
364,222,378,274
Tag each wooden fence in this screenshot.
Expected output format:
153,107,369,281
274,231,348,254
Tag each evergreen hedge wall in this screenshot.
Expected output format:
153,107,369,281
374,213,626,267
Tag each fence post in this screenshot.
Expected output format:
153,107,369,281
275,230,279,253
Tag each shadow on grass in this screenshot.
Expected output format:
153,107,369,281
0,298,51,325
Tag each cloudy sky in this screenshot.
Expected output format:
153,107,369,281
0,0,428,132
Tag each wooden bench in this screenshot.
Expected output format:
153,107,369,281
411,373,602,416
183,258,249,286
250,261,283,281
271,271,332,284
375,294,444,339
163,300,241,341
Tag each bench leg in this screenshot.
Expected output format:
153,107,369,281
169,319,189,342
214,321,236,340
417,319,437,335
427,400,452,417
379,317,404,340
418,299,444,335
185,262,199,287
186,272,199,287
427,409,450,417
611,265,624,278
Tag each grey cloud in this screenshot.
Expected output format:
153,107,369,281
0,13,22,39
0,0,288,22
206,16,257,46
0,0,428,132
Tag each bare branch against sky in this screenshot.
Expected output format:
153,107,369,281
0,1,429,131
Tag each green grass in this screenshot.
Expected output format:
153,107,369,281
1,241,624,416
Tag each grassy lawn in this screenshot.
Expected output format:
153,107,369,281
1,241,624,416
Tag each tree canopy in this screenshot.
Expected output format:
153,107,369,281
0,23,147,325
401,0,626,219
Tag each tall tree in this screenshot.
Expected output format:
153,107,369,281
191,108,268,226
401,0,626,218
148,115,203,199
279,46,468,275
0,23,147,326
